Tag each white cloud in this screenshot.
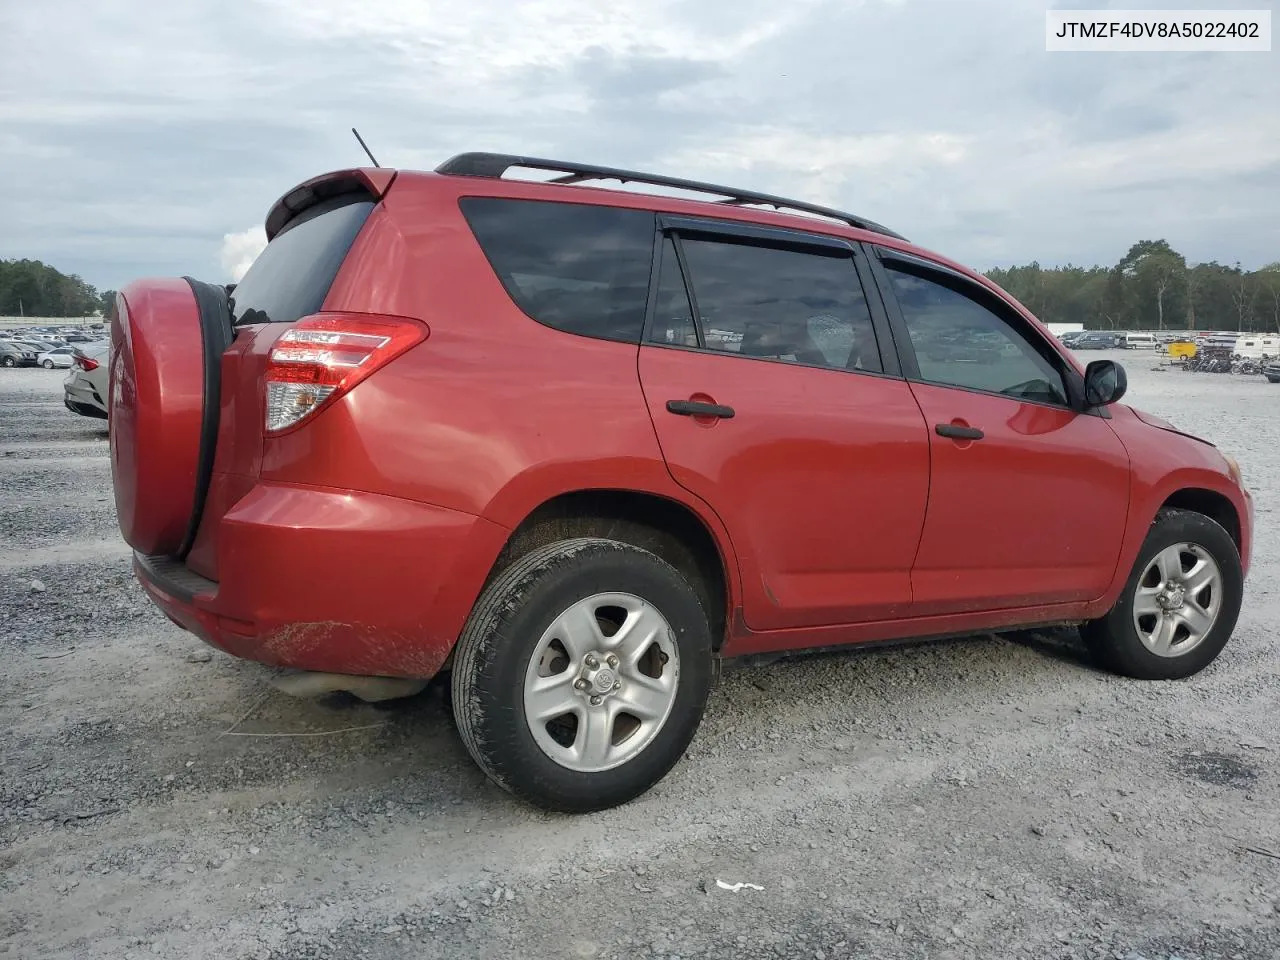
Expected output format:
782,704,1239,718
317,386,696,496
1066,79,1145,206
220,226,267,282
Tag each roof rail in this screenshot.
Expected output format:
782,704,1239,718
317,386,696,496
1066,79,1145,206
435,152,906,241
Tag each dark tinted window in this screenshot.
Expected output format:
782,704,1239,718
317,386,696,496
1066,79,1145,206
887,265,1068,405
230,196,374,325
669,237,882,373
648,238,698,348
460,198,655,343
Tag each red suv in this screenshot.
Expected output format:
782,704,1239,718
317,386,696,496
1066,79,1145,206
109,153,1253,813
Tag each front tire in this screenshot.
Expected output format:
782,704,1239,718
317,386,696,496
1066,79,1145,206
42,360,54,369
1083,508,1243,680
451,537,713,813
1,357,14,367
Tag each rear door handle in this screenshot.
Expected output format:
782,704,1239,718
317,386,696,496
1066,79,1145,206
935,423,984,440
666,400,735,419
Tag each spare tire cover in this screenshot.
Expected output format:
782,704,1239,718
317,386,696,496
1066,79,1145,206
110,279,209,557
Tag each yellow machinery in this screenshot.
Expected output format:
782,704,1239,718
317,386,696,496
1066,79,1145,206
1167,339,1197,362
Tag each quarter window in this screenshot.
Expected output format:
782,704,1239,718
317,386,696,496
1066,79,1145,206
650,235,882,374
649,238,699,348
886,265,1068,405
459,197,655,343
230,196,374,326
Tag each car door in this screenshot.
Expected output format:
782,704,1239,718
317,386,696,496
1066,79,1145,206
869,247,1131,616
638,218,931,630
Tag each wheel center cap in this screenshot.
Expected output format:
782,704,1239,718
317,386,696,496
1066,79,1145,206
592,669,616,694
1160,585,1186,609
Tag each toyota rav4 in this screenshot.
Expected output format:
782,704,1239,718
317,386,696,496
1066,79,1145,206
109,153,1253,813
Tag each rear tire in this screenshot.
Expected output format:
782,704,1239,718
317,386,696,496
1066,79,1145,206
42,360,54,369
451,537,713,813
1082,508,1242,680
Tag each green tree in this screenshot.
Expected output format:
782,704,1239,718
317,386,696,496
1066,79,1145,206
1115,240,1187,331
1253,264,1280,333
98,289,118,318
0,259,101,316
1231,262,1254,332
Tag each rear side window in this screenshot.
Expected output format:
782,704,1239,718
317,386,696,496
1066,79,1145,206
459,197,655,343
654,235,883,374
230,196,374,325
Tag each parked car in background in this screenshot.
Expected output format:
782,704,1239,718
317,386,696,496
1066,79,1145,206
63,341,111,419
13,338,55,351
1122,332,1158,350
108,152,1253,813
37,347,76,369
1058,330,1087,347
0,340,39,367
1074,331,1123,349
1264,360,1280,383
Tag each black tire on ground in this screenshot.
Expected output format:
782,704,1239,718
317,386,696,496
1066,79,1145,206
1,357,14,367
451,537,714,813
1082,508,1243,680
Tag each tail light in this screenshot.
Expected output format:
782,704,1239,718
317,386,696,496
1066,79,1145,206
264,313,427,434
75,355,100,371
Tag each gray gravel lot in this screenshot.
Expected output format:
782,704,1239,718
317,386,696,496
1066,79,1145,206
2,356,1278,960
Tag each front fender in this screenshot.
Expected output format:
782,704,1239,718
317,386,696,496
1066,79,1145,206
1097,407,1251,612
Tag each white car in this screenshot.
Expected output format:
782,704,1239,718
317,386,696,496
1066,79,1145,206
63,341,111,419
37,346,77,369
1122,332,1158,350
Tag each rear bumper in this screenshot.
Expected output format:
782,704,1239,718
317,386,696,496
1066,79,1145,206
64,375,108,417
134,482,510,679
65,397,109,419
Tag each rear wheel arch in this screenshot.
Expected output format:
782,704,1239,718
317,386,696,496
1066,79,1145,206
484,489,735,650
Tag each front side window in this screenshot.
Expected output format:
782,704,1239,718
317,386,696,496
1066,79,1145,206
650,234,882,374
460,197,655,343
886,265,1068,405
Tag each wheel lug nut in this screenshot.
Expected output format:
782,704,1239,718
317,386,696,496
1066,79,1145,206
575,679,589,691
613,680,621,691
584,655,599,669
606,654,618,668
590,695,603,706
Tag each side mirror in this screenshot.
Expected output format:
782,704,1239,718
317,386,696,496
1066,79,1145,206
1084,359,1127,407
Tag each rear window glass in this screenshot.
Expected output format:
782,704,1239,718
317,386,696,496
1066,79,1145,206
230,196,374,325
459,197,655,343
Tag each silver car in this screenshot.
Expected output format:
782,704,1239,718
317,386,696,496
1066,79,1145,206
38,346,77,369
63,340,110,420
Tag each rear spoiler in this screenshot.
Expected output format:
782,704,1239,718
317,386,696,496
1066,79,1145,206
264,167,397,241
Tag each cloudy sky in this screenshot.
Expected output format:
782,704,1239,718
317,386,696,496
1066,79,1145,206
1,0,1276,292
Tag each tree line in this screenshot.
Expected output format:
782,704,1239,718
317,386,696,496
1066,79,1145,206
986,241,1280,333
0,259,116,319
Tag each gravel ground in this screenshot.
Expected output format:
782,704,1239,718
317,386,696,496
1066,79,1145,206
2,356,1278,960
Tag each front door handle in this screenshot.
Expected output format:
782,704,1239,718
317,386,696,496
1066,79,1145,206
667,399,735,419
935,423,984,441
